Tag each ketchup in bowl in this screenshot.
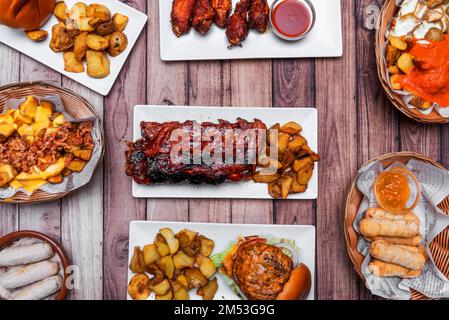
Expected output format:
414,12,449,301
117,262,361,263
270,0,316,41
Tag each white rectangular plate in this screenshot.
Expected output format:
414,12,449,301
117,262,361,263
127,221,316,300
159,0,342,61
132,105,318,199
0,0,147,96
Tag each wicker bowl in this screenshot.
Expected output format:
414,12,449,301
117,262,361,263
375,0,449,124
345,152,449,300
0,81,104,204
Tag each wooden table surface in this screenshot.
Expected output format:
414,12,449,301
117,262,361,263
0,0,447,300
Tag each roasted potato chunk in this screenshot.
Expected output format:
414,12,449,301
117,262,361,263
173,250,195,269
280,121,302,135
50,23,75,52
176,230,201,257
108,31,128,57
386,45,401,67
155,290,173,300
26,30,48,42
150,278,171,296
184,268,208,288
48,174,63,184
157,256,175,279
425,27,444,42
86,34,109,51
280,174,294,199
64,51,84,73
253,170,280,183
154,233,170,257
388,35,407,50
397,53,414,74
197,278,218,300
113,13,129,32
54,1,68,21
96,21,116,36
129,246,145,274
87,4,111,21
128,274,150,300
72,149,93,161
198,236,214,257
409,96,433,109
160,228,180,255
277,133,290,155
197,254,216,279
171,280,190,300
86,50,110,78
143,244,160,266
78,17,95,32
74,32,88,61
67,159,87,172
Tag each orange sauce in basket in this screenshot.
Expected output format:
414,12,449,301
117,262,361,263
397,35,449,106
374,170,411,213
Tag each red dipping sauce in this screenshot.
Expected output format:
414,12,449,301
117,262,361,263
270,0,314,40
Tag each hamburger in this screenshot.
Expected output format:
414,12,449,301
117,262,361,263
213,236,311,300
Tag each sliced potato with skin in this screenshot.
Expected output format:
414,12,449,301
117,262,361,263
54,1,68,21
128,274,150,300
78,17,95,32
293,156,313,173
64,51,84,73
74,32,88,61
288,136,307,153
197,278,219,301
268,181,281,199
197,254,217,279
184,268,208,288
143,244,160,267
154,233,170,257
96,21,116,36
26,30,48,42
171,280,190,300
87,4,111,21
280,121,302,135
108,31,128,57
291,178,307,194
150,278,171,296
176,274,189,288
129,246,145,274
198,236,214,257
253,169,280,183
173,250,195,269
297,165,314,185
157,256,175,279
160,228,180,255
280,174,294,199
113,13,129,32
86,50,110,78
386,45,401,67
86,34,109,51
155,289,173,300
176,230,201,257
278,133,290,155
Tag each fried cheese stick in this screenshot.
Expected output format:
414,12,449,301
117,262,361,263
369,240,426,271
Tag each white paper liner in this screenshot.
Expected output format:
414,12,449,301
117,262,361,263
383,0,449,118
353,159,449,300
0,95,101,200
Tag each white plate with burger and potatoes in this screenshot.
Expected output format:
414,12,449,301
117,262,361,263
127,221,315,300
0,0,147,96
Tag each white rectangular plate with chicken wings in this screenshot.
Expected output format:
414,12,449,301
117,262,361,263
159,0,342,61
132,105,318,199
127,221,316,300
0,0,147,96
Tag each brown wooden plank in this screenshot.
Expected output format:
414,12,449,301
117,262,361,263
145,0,190,224
355,0,399,300
103,0,147,300
230,60,273,224
273,59,315,226
0,44,20,235
315,0,360,300
399,120,441,160
60,79,104,300
17,55,62,242
188,61,232,224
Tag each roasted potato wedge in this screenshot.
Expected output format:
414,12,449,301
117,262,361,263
54,1,68,21
50,23,75,52
113,13,129,32
397,53,414,74
108,31,128,57
293,156,313,173
150,278,171,296
155,290,173,300
78,17,95,32
409,96,433,109
86,50,110,78
197,254,216,279
288,136,307,153
154,233,170,257
176,230,201,257
173,250,195,270
86,34,109,51
128,273,150,300
160,228,180,255
176,274,189,288
280,121,302,135
277,133,290,155
67,159,87,172
48,174,63,184
72,149,93,161
280,174,294,199
388,35,407,50
143,244,160,267
64,51,84,73
291,178,307,193
26,30,48,42
268,181,281,199
87,4,111,21
297,164,314,185
171,280,190,300
74,32,88,61
184,268,208,288
157,256,175,279
253,169,280,183
197,278,218,301
198,236,214,257
386,45,401,67
96,21,116,36
129,246,145,274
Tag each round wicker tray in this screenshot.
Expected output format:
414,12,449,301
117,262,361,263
0,81,104,204
344,152,449,300
375,0,449,124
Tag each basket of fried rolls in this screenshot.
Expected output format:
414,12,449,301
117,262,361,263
345,152,449,300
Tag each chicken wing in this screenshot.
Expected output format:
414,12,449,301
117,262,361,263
211,0,232,28
249,0,269,33
192,0,216,34
226,0,251,47
171,0,196,37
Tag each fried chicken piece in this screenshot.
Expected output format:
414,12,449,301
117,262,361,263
249,0,269,33
192,0,216,34
211,0,232,28
171,0,196,37
226,0,251,47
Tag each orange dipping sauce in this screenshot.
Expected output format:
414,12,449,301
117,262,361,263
271,0,312,38
398,35,449,106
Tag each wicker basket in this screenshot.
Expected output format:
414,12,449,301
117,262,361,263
375,0,449,124
344,152,449,300
0,81,104,204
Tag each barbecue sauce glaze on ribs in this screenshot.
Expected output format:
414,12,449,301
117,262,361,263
125,118,267,185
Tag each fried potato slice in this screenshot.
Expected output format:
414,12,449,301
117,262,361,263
173,250,195,270
54,1,68,21
86,34,109,51
26,30,48,42
74,32,88,61
184,268,208,288
150,278,171,296
253,170,280,183
86,50,110,78
113,13,129,32
64,51,84,73
129,246,145,274
160,228,180,255
128,274,150,300
198,236,214,257
397,53,414,74
157,256,175,279
197,278,218,301
280,121,302,135
196,254,216,279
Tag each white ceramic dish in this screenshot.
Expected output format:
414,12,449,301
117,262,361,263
132,105,318,199
159,0,342,61
0,0,147,96
127,221,316,300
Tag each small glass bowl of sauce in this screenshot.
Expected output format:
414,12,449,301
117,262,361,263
269,0,316,41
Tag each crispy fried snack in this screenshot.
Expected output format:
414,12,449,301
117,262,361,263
369,240,426,271
248,0,269,33
171,0,196,37
211,0,232,28
192,0,216,34
368,260,422,278
226,0,251,47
